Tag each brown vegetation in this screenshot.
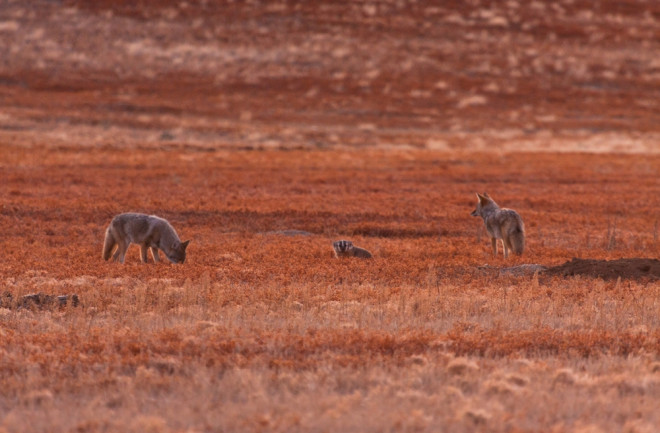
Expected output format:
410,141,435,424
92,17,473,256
1,0,660,432
2,146,660,432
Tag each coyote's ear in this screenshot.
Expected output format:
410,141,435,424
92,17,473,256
477,193,490,204
181,240,191,250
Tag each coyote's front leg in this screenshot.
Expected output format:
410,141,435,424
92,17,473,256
151,247,161,263
140,244,150,263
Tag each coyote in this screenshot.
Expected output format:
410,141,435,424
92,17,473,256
333,240,373,259
102,213,190,264
471,193,524,258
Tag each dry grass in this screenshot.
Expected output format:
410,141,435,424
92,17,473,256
2,0,660,152
2,1,660,429
1,146,660,432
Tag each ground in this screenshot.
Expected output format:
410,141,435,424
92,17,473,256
1,1,660,432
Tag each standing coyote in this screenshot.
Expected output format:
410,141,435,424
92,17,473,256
333,240,373,259
102,213,190,264
471,193,524,258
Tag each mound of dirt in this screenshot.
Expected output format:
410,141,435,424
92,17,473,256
499,264,548,277
477,264,548,277
544,258,660,281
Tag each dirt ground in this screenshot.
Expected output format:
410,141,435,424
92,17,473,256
2,1,660,432
545,258,660,280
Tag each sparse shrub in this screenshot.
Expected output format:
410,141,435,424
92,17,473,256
460,407,490,425
505,373,530,387
483,379,519,396
21,389,53,407
553,368,577,386
130,416,170,433
447,358,479,376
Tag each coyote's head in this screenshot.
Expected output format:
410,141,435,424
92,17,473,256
333,240,354,255
470,193,496,218
166,240,191,264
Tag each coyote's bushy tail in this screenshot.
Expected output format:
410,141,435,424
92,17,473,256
509,226,525,255
102,228,116,261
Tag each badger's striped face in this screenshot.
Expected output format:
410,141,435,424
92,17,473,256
333,240,354,253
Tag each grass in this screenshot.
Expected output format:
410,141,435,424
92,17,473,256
1,146,660,432
3,0,660,429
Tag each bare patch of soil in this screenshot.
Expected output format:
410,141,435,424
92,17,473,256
545,258,660,281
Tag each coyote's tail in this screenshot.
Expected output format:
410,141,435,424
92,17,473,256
102,227,116,261
509,226,525,255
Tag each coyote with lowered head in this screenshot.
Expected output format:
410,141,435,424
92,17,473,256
333,240,373,259
471,193,524,258
102,213,190,264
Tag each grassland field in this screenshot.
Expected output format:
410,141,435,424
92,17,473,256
2,146,660,432
2,0,660,432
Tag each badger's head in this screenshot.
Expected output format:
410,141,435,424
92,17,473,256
333,240,354,254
